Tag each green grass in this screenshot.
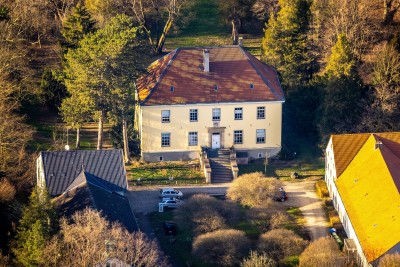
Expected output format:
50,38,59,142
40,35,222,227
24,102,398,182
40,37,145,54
285,207,309,240
127,161,205,186
238,158,325,180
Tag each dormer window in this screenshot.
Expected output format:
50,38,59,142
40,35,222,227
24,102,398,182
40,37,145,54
250,83,254,89
170,86,175,92
214,85,218,91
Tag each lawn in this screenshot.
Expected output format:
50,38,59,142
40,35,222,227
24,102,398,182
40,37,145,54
126,160,205,186
238,158,325,180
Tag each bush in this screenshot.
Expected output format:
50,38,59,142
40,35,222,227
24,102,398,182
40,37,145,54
227,172,282,208
316,180,329,198
174,194,240,235
299,237,344,267
378,253,400,267
241,251,277,267
328,210,341,227
257,229,307,262
192,229,251,266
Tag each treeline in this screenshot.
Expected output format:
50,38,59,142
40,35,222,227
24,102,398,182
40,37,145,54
260,0,400,153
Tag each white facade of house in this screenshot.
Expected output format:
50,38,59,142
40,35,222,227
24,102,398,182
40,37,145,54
137,101,283,162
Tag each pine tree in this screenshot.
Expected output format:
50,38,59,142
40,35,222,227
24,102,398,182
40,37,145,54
64,14,151,158
324,34,357,79
262,0,313,88
13,187,57,266
60,3,95,51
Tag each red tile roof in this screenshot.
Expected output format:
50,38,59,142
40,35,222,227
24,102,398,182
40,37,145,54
136,46,285,106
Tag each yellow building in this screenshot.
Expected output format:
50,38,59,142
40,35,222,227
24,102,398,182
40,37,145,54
135,46,284,162
325,133,400,266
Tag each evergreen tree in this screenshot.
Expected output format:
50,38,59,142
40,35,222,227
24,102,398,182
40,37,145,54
324,34,357,79
64,14,151,159
13,187,57,266
262,0,313,88
40,69,68,111
60,3,95,51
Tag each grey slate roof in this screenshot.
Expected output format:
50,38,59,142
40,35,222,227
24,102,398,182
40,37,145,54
55,176,138,232
40,149,127,196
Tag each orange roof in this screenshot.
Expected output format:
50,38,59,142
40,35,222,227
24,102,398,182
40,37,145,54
136,46,285,106
334,133,400,262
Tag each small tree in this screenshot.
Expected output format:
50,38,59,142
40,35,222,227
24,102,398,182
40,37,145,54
193,229,251,266
257,228,307,262
299,237,343,267
378,253,400,267
227,172,281,208
40,69,68,111
241,251,277,267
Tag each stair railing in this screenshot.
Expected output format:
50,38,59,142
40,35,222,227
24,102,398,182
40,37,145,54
230,148,239,179
200,147,212,183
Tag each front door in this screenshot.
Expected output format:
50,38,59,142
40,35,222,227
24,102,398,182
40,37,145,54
212,133,221,149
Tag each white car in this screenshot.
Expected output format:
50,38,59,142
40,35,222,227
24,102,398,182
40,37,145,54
159,188,183,199
159,198,182,209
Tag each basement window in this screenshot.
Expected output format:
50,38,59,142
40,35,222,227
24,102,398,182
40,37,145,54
250,83,254,89
214,85,218,91
258,153,262,158
170,86,174,92
159,156,164,161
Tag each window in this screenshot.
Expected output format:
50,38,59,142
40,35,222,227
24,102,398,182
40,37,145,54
190,109,198,122
257,106,265,119
256,129,266,143
162,110,170,123
159,156,164,161
188,132,198,146
250,83,254,89
161,133,170,147
212,108,221,121
234,107,243,120
234,130,243,144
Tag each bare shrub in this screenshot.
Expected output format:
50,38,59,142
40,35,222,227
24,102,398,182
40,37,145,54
175,194,240,235
193,229,251,266
269,211,289,230
258,228,307,262
241,250,277,267
227,172,281,208
0,179,15,203
43,208,167,267
378,253,400,267
299,237,343,267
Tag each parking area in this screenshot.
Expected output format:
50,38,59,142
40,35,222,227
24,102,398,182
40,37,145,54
125,185,229,214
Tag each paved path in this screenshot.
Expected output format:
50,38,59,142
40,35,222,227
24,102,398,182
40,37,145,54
283,180,329,240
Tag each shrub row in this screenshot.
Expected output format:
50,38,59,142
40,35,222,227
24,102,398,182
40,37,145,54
315,180,329,198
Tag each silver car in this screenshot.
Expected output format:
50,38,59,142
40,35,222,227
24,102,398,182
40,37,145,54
159,198,182,209
159,188,183,199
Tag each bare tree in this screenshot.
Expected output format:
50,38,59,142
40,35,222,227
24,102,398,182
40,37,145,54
130,0,186,53
43,208,168,267
378,253,400,267
383,0,400,25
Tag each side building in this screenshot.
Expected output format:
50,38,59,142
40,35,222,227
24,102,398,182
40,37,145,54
135,45,285,162
325,133,400,266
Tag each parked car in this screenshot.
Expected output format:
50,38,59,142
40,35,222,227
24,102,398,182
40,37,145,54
273,189,288,202
162,221,177,235
159,198,183,209
159,188,183,199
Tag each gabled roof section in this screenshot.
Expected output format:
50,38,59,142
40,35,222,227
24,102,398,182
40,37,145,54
331,132,400,178
40,149,127,196
136,46,285,106
55,181,138,232
335,134,400,262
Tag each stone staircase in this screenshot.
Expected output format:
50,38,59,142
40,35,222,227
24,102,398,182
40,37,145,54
209,149,234,183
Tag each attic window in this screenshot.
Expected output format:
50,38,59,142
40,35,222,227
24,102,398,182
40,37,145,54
250,83,254,89
170,86,174,92
214,85,218,91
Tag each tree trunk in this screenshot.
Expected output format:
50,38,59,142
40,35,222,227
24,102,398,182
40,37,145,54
122,116,130,163
156,16,174,54
383,0,400,25
75,127,80,149
231,20,239,45
97,110,104,150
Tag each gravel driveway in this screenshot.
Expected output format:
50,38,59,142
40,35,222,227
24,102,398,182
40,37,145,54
283,180,329,240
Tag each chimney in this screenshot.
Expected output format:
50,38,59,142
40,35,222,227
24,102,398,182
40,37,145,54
375,140,383,150
203,49,209,72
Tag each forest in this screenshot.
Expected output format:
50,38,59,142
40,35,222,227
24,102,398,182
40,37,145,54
0,0,400,265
